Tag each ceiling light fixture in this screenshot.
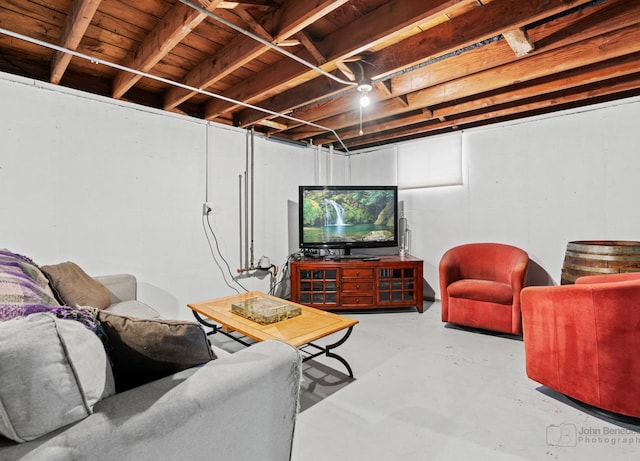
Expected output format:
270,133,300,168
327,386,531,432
357,79,372,106
357,79,372,93
357,78,372,135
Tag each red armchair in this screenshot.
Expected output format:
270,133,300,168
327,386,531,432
521,272,640,419
439,243,529,335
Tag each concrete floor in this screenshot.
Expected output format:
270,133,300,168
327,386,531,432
290,301,640,461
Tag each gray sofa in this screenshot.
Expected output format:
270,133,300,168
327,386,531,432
93,273,163,319
0,273,302,461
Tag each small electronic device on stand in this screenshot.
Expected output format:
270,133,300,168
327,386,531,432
398,212,411,257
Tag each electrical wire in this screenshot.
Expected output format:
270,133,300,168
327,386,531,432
269,254,293,297
205,121,209,202
202,213,249,294
178,0,358,88
0,27,351,153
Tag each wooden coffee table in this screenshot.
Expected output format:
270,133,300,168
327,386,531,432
188,291,359,377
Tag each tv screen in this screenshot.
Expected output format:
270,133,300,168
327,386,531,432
299,185,398,254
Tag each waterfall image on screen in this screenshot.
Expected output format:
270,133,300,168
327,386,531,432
300,187,397,248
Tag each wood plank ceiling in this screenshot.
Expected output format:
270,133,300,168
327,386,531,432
0,0,638,152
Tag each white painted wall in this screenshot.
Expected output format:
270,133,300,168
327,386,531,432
392,96,640,297
0,73,316,319
2,71,639,309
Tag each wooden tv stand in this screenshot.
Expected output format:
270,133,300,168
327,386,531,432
290,255,424,313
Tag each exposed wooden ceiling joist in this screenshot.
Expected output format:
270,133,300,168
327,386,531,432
232,0,603,130
163,0,350,110
112,0,228,99
203,0,476,119
0,0,637,151
278,0,640,142
50,0,101,85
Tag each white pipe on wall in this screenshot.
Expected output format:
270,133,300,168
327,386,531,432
315,145,321,185
238,174,243,270
250,128,255,268
329,145,334,185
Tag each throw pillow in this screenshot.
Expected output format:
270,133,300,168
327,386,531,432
41,261,111,309
0,313,116,443
97,311,217,392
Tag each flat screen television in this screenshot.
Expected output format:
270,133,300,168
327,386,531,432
298,185,398,255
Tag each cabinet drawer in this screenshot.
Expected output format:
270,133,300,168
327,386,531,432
341,295,374,306
341,281,374,292
342,268,374,278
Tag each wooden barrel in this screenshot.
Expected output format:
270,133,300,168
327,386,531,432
561,240,640,284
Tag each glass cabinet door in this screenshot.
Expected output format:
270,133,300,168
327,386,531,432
378,267,415,304
298,268,338,306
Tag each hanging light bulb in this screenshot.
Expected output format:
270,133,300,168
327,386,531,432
357,78,372,135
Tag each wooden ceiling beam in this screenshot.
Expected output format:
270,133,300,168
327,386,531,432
442,76,640,129
312,54,640,145
219,1,279,8
50,0,102,85
204,0,472,119
232,7,273,41
503,28,535,56
112,0,226,99
376,80,393,97
280,0,640,135
163,0,349,110
284,40,511,132
256,118,288,130
289,23,640,141
338,76,640,148
368,0,594,80
230,0,599,129
234,71,346,127
376,81,409,107
295,30,327,65
317,0,473,60
3,0,639,151
433,54,640,119
294,0,639,142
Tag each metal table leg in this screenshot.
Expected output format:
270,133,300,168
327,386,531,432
192,310,253,347
193,311,355,377
303,326,354,378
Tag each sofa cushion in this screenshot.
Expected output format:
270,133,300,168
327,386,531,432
41,261,111,309
447,279,513,305
104,300,161,319
0,313,115,443
97,311,217,392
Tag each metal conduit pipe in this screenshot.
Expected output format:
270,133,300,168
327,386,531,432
238,174,243,270
238,128,257,272
0,27,351,152
250,127,255,269
244,130,250,270
178,0,357,88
